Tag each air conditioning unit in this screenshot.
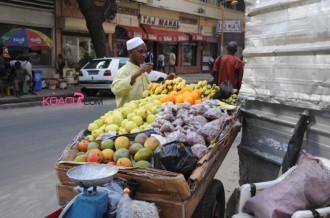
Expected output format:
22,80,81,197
147,0,153,4
212,26,217,34
198,8,205,14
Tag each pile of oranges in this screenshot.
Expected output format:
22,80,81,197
159,87,204,105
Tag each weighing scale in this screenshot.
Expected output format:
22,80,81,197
60,164,118,218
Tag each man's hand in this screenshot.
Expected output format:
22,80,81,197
165,72,176,81
140,63,153,74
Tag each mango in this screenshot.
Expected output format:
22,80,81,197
134,147,153,161
129,142,144,156
134,133,148,145
144,137,160,151
74,154,87,162
113,148,130,162
134,160,152,168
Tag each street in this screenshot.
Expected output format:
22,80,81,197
0,100,116,218
0,97,240,218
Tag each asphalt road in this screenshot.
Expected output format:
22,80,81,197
0,98,240,218
0,99,116,218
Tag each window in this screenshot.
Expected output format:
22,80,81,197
158,43,178,66
183,43,197,66
62,35,95,68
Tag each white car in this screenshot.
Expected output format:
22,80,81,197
78,57,167,95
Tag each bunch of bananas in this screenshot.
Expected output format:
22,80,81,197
187,80,220,99
215,99,237,110
143,77,186,97
222,94,240,105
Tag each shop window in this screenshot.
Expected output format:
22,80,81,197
183,43,197,66
62,35,95,68
158,43,178,66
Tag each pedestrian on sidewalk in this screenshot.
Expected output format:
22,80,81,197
212,41,244,94
169,50,176,74
56,53,66,79
157,52,165,73
12,61,31,98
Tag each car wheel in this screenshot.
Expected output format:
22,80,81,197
157,78,164,83
192,179,225,218
81,88,97,96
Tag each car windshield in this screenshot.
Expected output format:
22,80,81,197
84,60,111,69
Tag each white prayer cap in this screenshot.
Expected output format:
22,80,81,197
126,37,145,50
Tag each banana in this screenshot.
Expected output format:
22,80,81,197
216,100,236,110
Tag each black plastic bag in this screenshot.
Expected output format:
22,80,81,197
154,141,197,179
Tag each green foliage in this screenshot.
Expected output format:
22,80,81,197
75,53,94,72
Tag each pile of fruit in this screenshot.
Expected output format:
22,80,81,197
74,77,239,168
74,132,160,168
85,95,163,141
143,77,219,99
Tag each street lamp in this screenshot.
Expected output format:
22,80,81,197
220,0,238,54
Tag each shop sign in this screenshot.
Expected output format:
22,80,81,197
217,19,242,33
141,15,180,28
179,16,198,25
117,6,139,16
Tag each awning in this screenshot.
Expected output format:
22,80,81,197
186,32,207,41
142,25,189,42
119,25,147,40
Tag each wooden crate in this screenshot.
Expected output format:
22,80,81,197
55,122,241,217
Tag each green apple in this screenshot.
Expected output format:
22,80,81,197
125,121,138,133
118,127,128,135
127,112,136,121
88,123,99,132
130,127,141,133
101,139,114,150
136,108,148,120
146,113,156,124
105,124,119,133
92,129,104,138
93,119,104,128
105,116,115,125
133,115,144,127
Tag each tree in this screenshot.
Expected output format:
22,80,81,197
64,0,117,57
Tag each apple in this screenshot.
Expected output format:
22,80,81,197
105,124,119,133
136,108,148,120
88,123,99,132
127,112,136,121
146,114,156,124
125,121,138,133
133,115,144,127
118,127,128,135
130,127,141,133
105,116,115,125
93,119,104,128
92,129,104,138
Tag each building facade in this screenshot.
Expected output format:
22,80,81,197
0,0,55,77
0,0,244,77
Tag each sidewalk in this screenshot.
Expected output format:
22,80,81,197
0,73,213,108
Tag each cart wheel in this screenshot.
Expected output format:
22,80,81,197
192,179,225,218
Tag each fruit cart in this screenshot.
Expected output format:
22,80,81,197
52,110,241,218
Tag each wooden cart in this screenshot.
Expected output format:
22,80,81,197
55,116,241,218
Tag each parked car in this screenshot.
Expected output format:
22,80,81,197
78,57,167,96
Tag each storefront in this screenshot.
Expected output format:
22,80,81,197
0,2,54,78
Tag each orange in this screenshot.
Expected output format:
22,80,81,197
116,157,133,167
175,95,184,104
167,95,176,103
194,99,202,104
78,139,89,152
191,90,200,100
159,96,167,103
182,87,192,93
184,96,194,105
169,91,178,96
101,148,115,163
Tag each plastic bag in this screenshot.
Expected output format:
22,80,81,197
154,141,197,179
116,192,159,218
